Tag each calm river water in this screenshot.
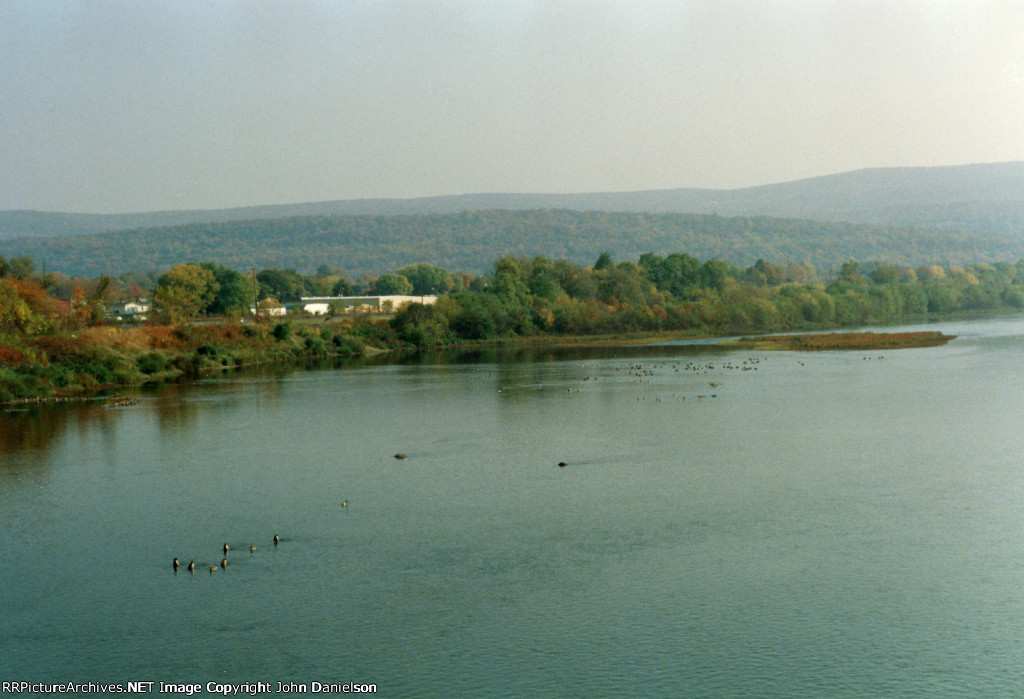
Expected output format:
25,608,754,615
4,317,1024,696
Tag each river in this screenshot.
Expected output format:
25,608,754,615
3,317,1024,696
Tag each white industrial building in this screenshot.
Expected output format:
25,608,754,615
300,295,438,315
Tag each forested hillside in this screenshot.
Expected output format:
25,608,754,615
5,209,1023,279
2,162,1022,239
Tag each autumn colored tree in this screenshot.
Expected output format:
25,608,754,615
0,279,53,334
70,287,92,326
153,263,219,323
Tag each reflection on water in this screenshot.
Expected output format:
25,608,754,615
0,344,721,458
0,405,78,456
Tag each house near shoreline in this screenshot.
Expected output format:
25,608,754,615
300,295,438,315
249,299,287,317
107,298,152,321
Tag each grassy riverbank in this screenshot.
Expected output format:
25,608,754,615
0,320,709,405
0,319,376,404
0,322,957,407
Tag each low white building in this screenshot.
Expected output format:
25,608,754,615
123,299,152,315
107,298,151,320
254,306,287,317
249,301,287,317
301,295,438,315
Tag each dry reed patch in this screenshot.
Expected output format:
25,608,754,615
142,326,187,350
722,330,954,351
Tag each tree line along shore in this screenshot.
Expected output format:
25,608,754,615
0,250,1018,403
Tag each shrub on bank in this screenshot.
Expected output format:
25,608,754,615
137,352,167,374
272,322,291,340
331,334,364,354
0,369,47,401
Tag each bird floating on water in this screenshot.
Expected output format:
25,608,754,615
273,534,280,546
173,557,180,570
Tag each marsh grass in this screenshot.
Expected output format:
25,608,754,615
721,330,954,351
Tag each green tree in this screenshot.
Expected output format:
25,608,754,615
839,260,866,284
870,265,901,284
833,289,870,324
452,306,494,340
639,252,702,297
700,259,737,291
491,258,530,300
397,263,453,295
923,282,960,313
389,301,452,346
272,321,291,340
748,259,787,286
331,277,354,296
8,256,36,280
369,273,413,295
153,284,202,324
916,265,946,282
554,260,597,300
900,284,928,315
86,275,110,324
256,268,310,301
868,284,901,319
961,283,998,310
597,263,648,306
200,262,254,315
528,256,562,301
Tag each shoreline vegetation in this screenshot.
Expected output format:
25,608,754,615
719,330,955,351
0,323,965,408
0,250,1020,406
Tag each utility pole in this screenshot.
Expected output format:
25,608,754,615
251,268,260,323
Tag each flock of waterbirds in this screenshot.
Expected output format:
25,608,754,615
173,536,283,574
168,486,363,574
558,356,771,403
166,456,399,573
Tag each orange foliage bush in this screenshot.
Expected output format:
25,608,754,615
8,279,63,319
0,343,30,366
143,326,187,350
29,335,92,362
199,323,246,343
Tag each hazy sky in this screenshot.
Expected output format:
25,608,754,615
2,1,1023,213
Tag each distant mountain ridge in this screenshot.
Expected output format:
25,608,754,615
3,162,1024,239
3,162,1024,278
6,209,1024,279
